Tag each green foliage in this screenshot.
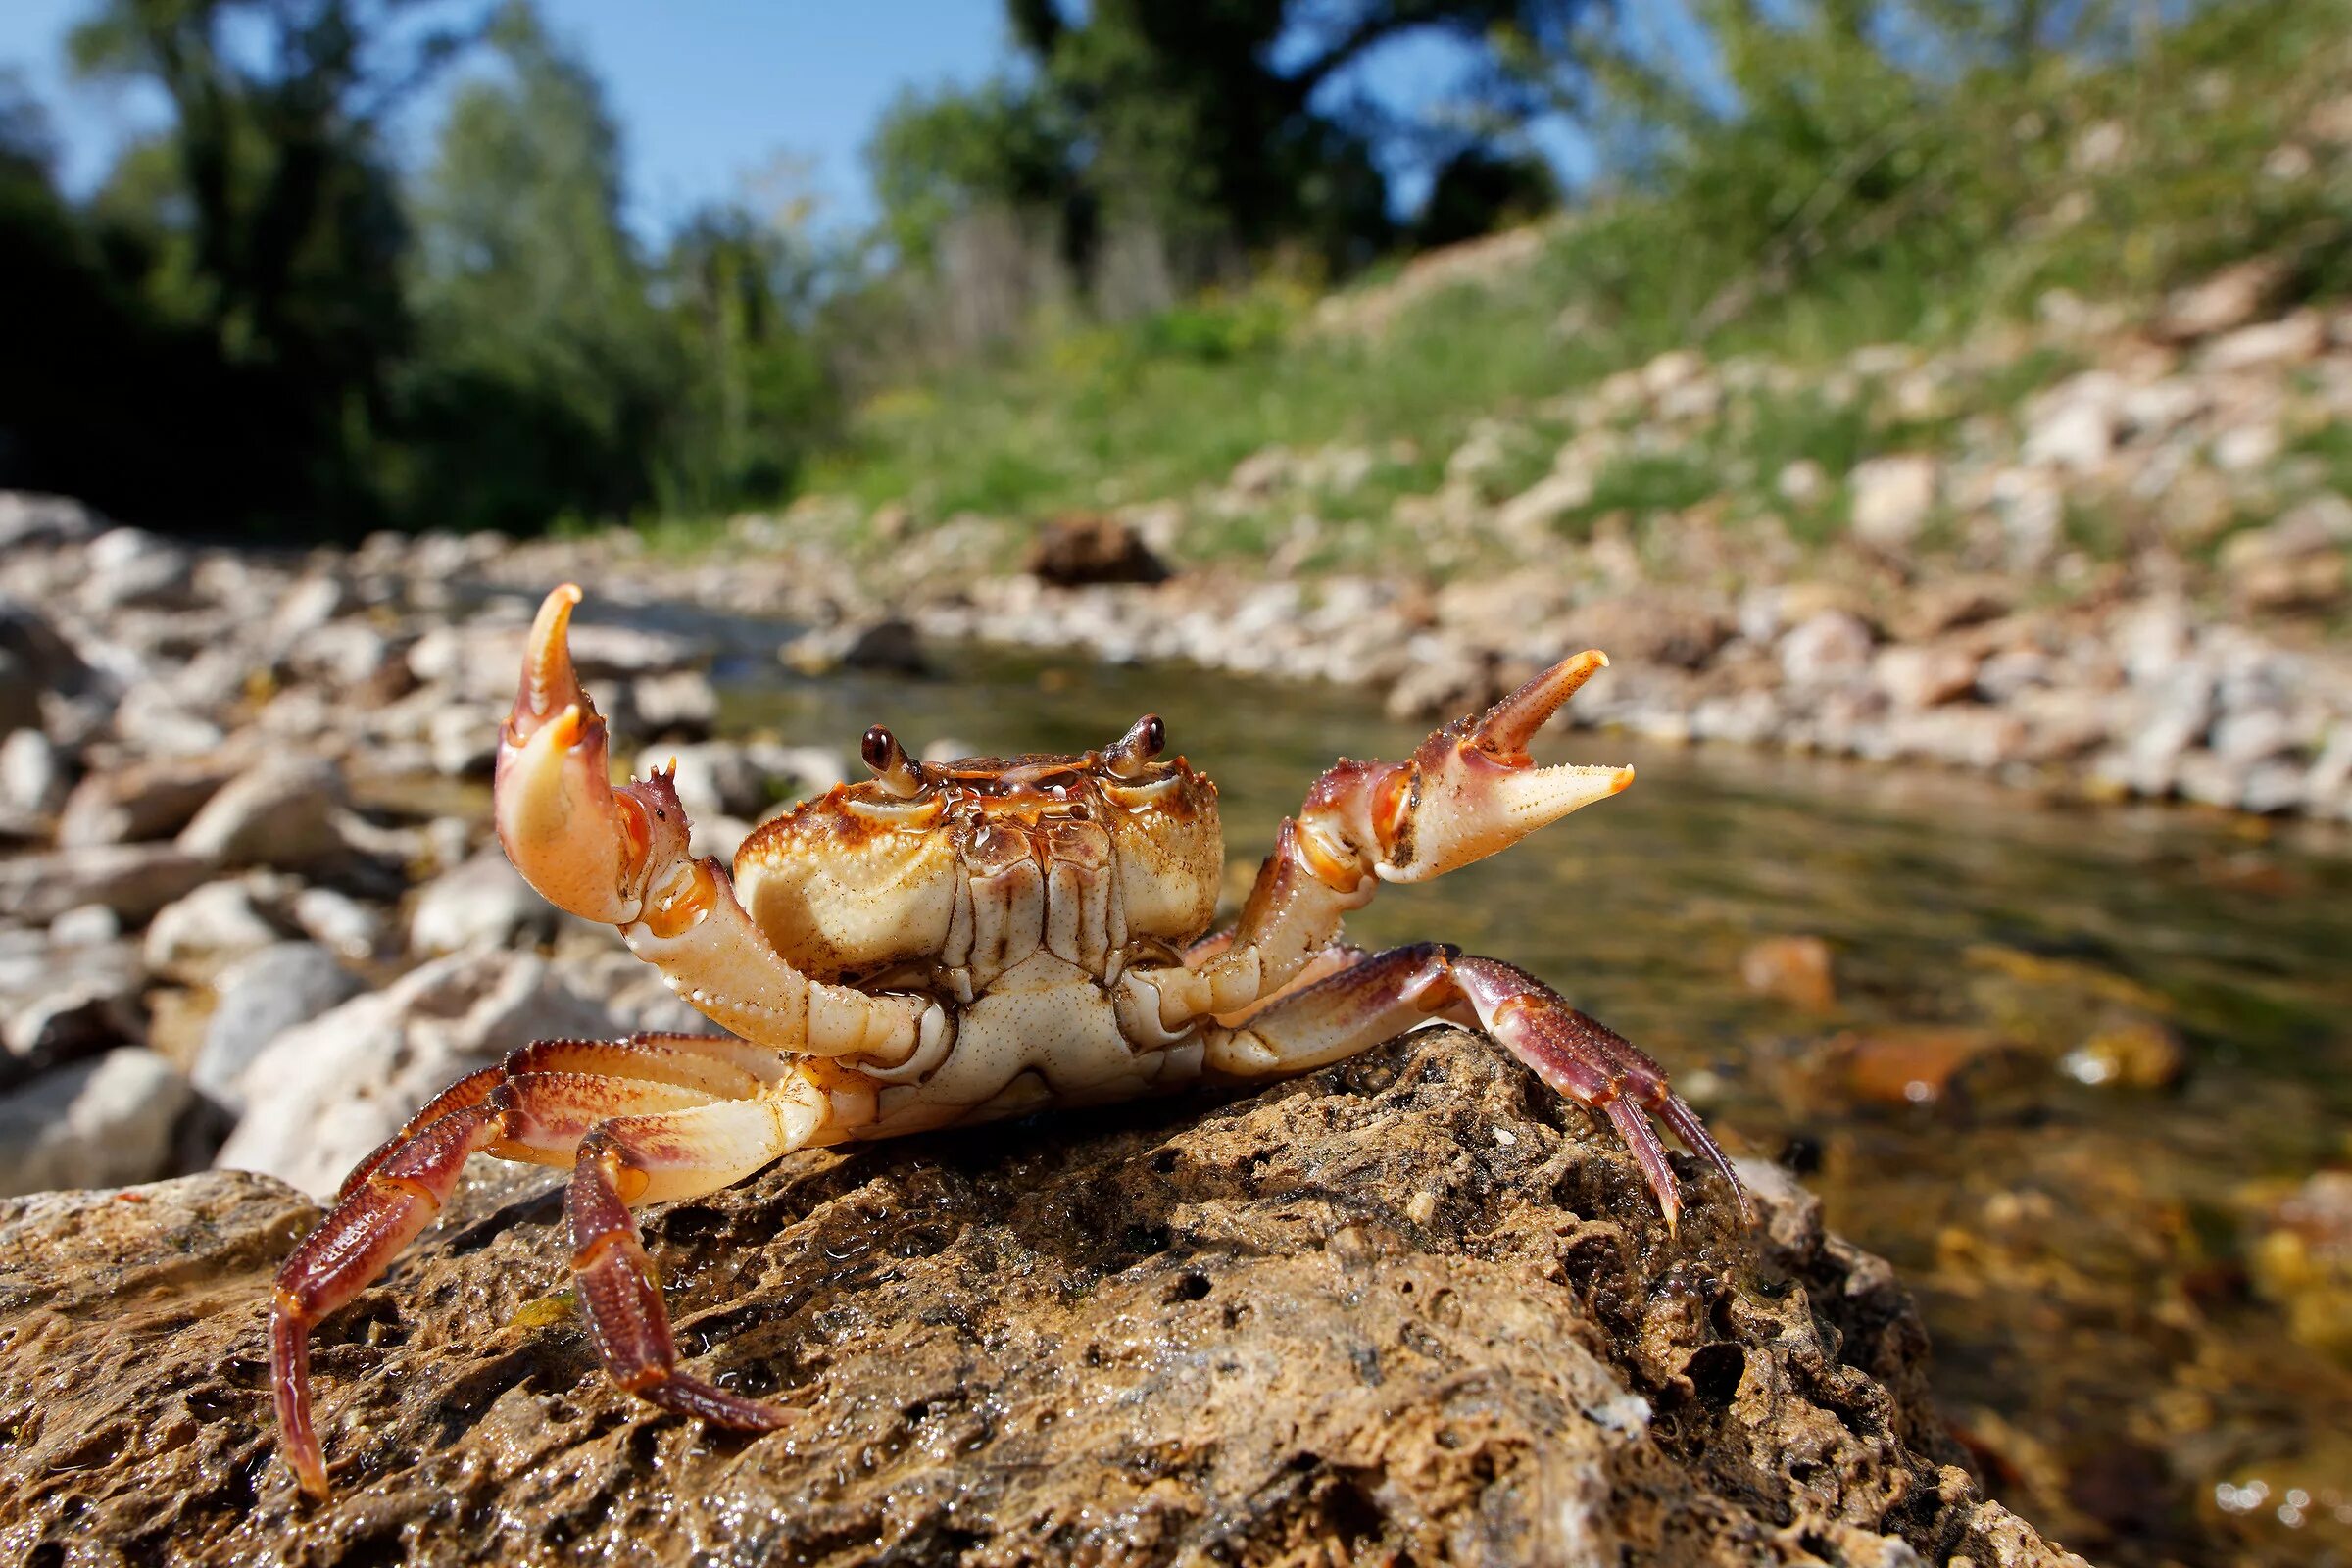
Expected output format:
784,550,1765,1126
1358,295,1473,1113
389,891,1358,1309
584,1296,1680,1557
392,2,673,531
866,77,1079,269
808,0,2349,567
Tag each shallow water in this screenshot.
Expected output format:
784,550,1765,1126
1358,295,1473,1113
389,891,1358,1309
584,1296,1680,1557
727,646,2352,1568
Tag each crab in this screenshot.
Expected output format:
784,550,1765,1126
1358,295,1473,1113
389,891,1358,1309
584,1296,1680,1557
269,582,1750,1497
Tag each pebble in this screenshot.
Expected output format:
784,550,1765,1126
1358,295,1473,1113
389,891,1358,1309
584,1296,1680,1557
0,1049,192,1198
408,850,554,956
193,942,365,1109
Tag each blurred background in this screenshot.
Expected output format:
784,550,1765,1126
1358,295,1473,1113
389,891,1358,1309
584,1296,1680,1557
2,4,2350,1566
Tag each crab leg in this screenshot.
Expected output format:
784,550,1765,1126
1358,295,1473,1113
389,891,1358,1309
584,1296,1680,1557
272,1072,706,1497
330,1032,792,1203
1203,943,1748,1233
565,1100,820,1428
1124,652,1630,1029
496,585,940,1066
270,1043,819,1497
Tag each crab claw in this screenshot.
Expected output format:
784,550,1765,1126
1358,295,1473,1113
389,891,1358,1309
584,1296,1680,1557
495,585,689,925
1307,651,1630,886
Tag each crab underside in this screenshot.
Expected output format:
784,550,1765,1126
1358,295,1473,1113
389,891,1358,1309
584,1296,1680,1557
267,583,1749,1497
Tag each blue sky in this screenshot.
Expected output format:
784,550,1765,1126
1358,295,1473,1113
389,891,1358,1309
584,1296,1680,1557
0,1,1599,242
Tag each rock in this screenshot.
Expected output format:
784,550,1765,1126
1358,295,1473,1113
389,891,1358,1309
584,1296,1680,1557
1900,579,2011,639
0,490,103,551
0,1049,192,1198
1226,445,1294,497
0,938,146,1085
2198,311,2325,373
1848,454,1939,550
2057,1016,2188,1090
427,701,499,777
143,877,289,981
1023,514,1169,587
0,727,66,816
618,669,719,740
1740,935,1837,1011
1558,594,1734,671
215,950,619,1195
290,886,386,962
80,526,196,612
0,593,94,707
4,1031,2086,1565
782,618,928,677
2021,375,2119,472
2249,1171,2352,1367
1385,644,1496,721
643,741,763,821
1779,610,1875,686
1493,468,1594,539
1777,458,1830,507
57,757,239,847
2158,259,2283,340
407,851,554,957
47,904,121,947
2219,497,2352,612
0,843,220,925
193,943,365,1109
1816,1027,2019,1108
1876,645,1981,710
176,755,349,870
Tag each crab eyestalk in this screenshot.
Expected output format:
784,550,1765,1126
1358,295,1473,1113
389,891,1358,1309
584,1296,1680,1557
1304,650,1632,886
495,585,691,925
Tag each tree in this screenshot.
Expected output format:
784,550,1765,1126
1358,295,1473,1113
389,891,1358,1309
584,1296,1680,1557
394,0,674,531
656,183,840,514
64,0,488,533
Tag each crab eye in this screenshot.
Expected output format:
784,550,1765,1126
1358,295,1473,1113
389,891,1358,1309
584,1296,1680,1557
1104,713,1165,778
860,725,922,798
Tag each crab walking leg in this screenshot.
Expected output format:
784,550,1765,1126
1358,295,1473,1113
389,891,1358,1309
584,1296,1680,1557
566,1097,822,1428
495,584,938,1065
270,1069,725,1496
1128,653,1631,1032
331,1032,793,1204
1203,943,1750,1233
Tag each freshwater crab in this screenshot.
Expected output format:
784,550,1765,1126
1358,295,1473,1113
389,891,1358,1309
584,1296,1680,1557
270,583,1750,1497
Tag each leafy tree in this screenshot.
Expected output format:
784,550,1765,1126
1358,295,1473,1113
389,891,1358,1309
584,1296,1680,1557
64,0,488,533
393,0,674,531
655,189,840,513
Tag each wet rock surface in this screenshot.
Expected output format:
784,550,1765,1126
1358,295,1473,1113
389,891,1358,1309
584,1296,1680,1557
0,1030,2082,1567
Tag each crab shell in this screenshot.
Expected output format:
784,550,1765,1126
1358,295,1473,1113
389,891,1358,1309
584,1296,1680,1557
735,747,1222,991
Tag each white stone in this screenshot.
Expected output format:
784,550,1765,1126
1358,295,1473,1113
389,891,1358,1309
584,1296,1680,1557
0,1050,192,1198
291,885,387,961
1494,469,1595,541
0,728,64,816
1847,455,1939,549
143,878,286,981
408,851,553,956
1778,611,1875,687
2200,312,2325,373
217,950,621,1196
193,942,365,1109
176,755,347,871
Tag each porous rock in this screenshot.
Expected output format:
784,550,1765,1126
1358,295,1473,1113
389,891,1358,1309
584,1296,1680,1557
0,1029,2083,1565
